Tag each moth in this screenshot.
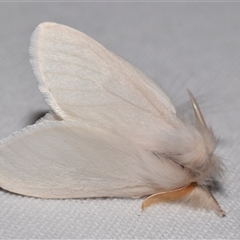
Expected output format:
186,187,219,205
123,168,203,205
0,22,225,217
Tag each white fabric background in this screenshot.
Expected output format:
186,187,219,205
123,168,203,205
0,2,239,239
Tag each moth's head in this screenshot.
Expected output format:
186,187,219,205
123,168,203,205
187,90,223,185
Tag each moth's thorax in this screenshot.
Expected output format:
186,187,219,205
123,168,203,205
153,120,222,185
178,123,222,185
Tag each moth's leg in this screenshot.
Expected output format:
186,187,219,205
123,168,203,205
184,185,225,217
142,183,225,217
142,183,196,210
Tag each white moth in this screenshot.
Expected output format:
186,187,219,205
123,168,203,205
0,22,225,217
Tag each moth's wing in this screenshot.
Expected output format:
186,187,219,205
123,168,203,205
30,22,176,134
0,119,189,198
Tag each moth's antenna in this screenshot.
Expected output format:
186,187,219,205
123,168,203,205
187,89,207,128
